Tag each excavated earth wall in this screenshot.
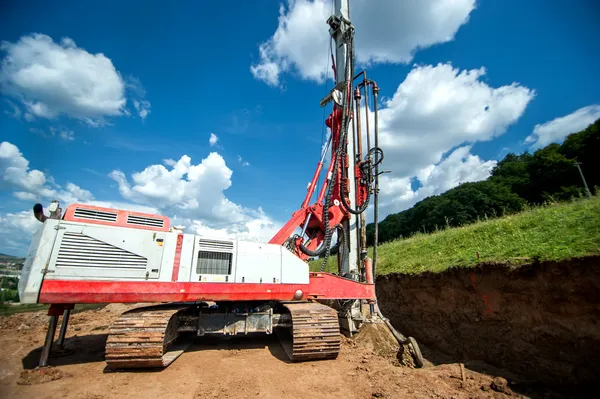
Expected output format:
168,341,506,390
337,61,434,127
376,255,600,397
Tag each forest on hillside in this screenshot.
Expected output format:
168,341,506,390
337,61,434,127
366,118,600,245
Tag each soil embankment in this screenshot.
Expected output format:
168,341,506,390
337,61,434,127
377,255,600,397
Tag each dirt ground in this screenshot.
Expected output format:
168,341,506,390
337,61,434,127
0,303,543,399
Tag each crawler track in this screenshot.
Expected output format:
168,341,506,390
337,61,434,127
105,305,191,369
279,302,341,361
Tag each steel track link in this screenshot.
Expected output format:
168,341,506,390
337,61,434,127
279,302,341,361
105,304,191,369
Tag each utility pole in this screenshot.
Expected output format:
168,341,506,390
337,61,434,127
574,162,592,198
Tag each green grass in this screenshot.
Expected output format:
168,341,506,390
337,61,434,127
0,304,48,316
311,195,600,275
0,303,106,316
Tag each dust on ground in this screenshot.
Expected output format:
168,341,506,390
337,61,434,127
0,303,553,399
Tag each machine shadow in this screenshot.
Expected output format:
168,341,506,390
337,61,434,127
184,333,290,363
21,332,290,372
22,333,108,370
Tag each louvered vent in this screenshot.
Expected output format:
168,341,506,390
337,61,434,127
56,232,147,270
73,208,118,222
197,239,234,251
197,251,232,275
126,214,164,228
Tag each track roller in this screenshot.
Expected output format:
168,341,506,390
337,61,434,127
105,305,191,369
277,302,341,362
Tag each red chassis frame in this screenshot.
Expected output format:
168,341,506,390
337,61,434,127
39,273,375,303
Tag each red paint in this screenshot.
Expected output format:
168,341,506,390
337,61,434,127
63,204,170,232
482,295,493,315
48,303,74,316
307,272,375,299
171,234,184,282
301,159,325,209
470,271,494,316
38,273,375,304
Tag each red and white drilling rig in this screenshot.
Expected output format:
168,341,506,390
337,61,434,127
18,0,423,369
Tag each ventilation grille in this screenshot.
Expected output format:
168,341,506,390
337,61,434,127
197,239,234,252
126,214,164,228
197,251,232,275
73,208,118,222
56,232,147,269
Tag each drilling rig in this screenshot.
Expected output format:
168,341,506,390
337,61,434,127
18,0,423,369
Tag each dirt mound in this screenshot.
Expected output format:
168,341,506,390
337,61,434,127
0,310,48,330
17,366,71,385
376,255,600,397
350,321,415,367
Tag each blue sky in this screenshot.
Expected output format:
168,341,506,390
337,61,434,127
1,0,599,256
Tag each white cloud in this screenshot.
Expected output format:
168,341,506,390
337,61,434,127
350,62,532,217
0,210,41,255
0,34,125,124
524,105,600,149
378,145,497,216
367,63,534,179
50,127,75,141
59,129,74,141
29,126,75,141
109,152,282,243
13,191,37,201
209,133,218,146
4,99,22,119
0,141,93,204
237,154,250,167
125,76,152,121
0,33,150,126
186,207,281,243
251,0,476,86
133,99,151,120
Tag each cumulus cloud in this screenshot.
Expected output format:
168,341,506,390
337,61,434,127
524,105,600,149
0,142,94,255
251,0,476,86
0,210,41,255
109,152,282,240
184,207,281,243
0,141,93,203
209,133,218,146
351,62,532,216
366,63,534,179
0,142,282,255
0,33,151,126
377,145,497,215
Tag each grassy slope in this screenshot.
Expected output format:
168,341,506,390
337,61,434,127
311,195,600,275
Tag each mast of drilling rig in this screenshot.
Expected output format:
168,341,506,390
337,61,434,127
329,0,359,277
